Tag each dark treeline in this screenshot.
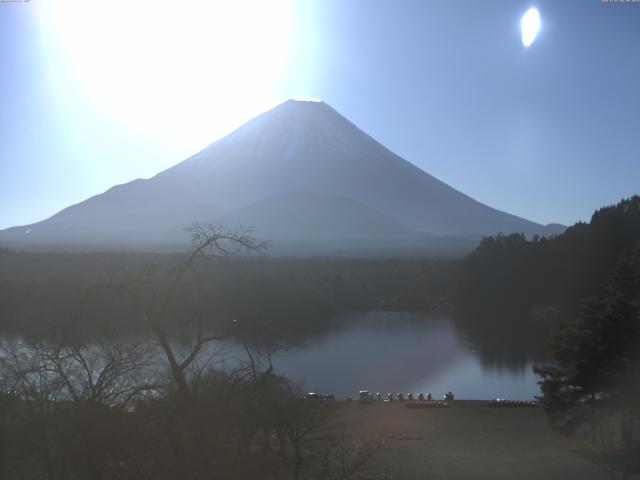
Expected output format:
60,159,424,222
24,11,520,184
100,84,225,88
0,249,458,339
455,195,640,366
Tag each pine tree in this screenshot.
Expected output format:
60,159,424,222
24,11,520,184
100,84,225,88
535,242,640,444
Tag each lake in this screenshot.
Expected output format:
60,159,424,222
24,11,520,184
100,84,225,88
1,311,541,401
268,311,541,400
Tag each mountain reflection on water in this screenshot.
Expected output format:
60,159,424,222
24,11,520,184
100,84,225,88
266,311,542,400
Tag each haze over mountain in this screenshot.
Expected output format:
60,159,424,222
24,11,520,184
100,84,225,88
0,100,564,254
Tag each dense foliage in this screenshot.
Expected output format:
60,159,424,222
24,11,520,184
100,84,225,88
455,196,640,365
454,196,640,476
534,243,640,478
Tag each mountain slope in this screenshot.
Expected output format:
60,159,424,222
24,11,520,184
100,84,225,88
0,99,564,251
222,190,414,240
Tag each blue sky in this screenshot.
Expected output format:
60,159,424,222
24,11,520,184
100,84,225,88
1,0,639,229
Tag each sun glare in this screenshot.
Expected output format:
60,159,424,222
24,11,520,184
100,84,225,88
293,96,323,102
39,0,291,149
521,7,541,47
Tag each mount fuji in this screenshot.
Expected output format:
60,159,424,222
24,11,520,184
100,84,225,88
0,100,564,254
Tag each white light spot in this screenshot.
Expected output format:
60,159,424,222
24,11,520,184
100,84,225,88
293,96,323,103
521,8,541,47
38,1,292,149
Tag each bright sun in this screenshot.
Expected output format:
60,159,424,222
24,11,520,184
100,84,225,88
521,7,541,47
39,0,291,148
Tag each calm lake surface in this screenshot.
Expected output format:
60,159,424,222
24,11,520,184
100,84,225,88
268,311,540,400
3,311,540,401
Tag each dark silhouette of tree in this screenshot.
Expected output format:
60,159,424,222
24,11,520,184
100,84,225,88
0,337,158,480
88,222,266,400
535,242,640,480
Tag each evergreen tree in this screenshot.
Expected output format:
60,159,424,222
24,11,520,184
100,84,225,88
535,242,640,474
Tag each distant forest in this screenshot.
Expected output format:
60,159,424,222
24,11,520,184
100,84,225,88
0,253,457,339
455,195,640,365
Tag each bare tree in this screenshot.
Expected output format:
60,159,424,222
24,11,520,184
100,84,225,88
0,337,159,479
312,432,385,480
273,396,384,480
284,397,331,480
82,223,266,400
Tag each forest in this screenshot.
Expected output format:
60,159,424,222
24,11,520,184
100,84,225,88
0,249,457,339
454,196,640,365
454,196,640,478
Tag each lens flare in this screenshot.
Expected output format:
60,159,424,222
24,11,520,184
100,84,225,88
521,8,541,47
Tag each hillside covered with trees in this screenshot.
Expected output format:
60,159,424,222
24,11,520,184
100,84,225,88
455,196,640,365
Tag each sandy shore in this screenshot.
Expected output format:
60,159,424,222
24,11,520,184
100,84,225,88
331,400,612,480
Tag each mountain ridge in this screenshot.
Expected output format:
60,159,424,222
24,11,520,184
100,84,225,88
0,99,565,253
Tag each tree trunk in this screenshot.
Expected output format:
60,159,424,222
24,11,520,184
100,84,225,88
293,443,302,480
